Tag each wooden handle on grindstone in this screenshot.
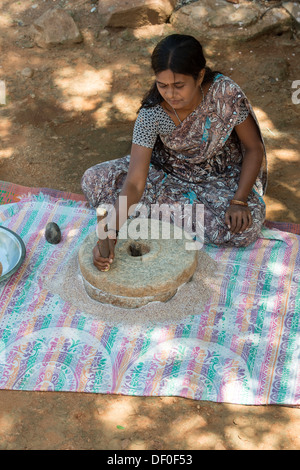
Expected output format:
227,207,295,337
96,207,110,260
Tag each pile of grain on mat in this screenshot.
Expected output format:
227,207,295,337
44,248,222,327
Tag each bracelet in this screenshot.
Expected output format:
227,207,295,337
230,199,248,207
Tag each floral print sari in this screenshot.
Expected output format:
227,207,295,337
81,74,267,247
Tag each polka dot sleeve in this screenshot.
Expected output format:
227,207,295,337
235,101,249,125
132,107,159,149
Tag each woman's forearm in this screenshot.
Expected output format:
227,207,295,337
107,179,144,232
233,145,264,202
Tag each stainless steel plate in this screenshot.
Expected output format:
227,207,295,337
0,226,26,283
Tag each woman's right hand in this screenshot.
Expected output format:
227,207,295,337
93,239,117,272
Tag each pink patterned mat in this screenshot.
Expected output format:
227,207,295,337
0,182,299,405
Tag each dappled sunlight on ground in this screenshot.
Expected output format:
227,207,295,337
0,0,299,451
0,148,13,159
0,412,14,437
0,117,12,140
97,398,136,428
54,67,112,112
113,93,140,120
0,12,12,27
253,107,276,133
272,148,299,163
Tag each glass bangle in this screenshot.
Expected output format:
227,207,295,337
230,199,248,207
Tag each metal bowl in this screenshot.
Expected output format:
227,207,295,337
0,226,26,283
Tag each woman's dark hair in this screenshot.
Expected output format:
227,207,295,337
139,34,222,110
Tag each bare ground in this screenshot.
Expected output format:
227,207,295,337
0,0,299,451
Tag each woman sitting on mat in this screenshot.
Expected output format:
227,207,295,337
81,34,267,272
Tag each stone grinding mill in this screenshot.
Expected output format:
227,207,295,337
78,214,198,309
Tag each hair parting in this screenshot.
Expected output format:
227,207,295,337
139,34,222,111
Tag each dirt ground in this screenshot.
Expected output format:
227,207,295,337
0,0,299,451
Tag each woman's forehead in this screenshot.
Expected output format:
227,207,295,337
155,70,193,84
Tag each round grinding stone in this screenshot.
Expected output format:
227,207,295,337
78,219,198,309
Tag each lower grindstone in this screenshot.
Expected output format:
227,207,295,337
78,219,199,309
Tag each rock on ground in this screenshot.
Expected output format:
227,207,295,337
29,8,82,48
98,0,177,28
282,1,300,24
170,0,294,44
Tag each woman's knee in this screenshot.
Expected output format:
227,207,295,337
81,164,106,207
81,162,107,192
204,218,264,247
227,222,263,247
81,167,93,197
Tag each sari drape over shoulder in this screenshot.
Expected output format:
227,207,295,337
81,74,267,247
151,74,267,195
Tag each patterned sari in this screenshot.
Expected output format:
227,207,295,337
81,74,267,247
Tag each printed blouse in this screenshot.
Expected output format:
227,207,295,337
132,101,249,149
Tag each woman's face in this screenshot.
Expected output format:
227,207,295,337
155,69,205,110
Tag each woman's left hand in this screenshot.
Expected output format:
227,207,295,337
225,205,252,234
